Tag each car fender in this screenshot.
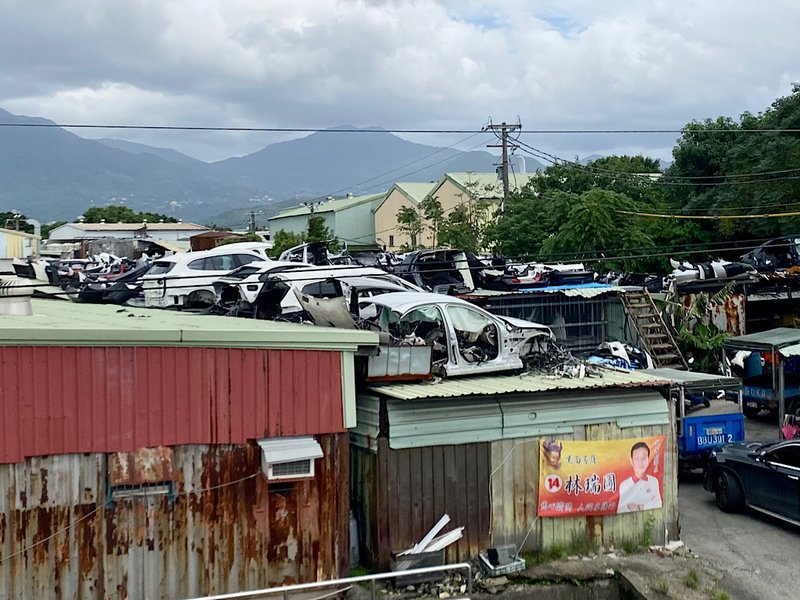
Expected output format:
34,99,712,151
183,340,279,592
705,464,747,500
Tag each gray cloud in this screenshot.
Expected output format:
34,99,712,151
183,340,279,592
1,0,797,161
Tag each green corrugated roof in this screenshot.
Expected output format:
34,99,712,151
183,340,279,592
640,368,741,392
0,299,378,350
363,387,669,449
394,182,438,205
723,327,800,351
366,368,670,400
442,172,538,198
269,193,385,220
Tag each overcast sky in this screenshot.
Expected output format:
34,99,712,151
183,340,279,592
1,0,798,164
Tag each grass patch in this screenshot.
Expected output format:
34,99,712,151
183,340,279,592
653,577,670,595
523,533,599,566
683,569,700,590
349,566,369,577
710,590,730,600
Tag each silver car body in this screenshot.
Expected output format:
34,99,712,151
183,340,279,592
361,292,553,378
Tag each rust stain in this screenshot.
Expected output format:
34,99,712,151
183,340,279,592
109,446,175,486
2,436,346,598
39,467,48,504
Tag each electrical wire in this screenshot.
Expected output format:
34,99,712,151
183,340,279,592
0,471,260,564
3,122,800,134
515,139,800,185
619,209,800,220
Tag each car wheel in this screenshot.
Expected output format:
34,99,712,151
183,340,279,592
715,470,745,513
743,404,761,419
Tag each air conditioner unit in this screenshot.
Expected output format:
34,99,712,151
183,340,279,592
258,436,323,481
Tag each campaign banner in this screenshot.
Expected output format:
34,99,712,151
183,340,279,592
538,435,666,517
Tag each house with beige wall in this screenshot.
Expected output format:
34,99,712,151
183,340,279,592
373,182,437,251
374,173,538,252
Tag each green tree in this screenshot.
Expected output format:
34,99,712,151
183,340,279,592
0,212,34,234
420,196,444,247
270,229,304,257
396,206,424,249
41,221,67,239
305,215,332,242
439,198,494,254
539,189,654,271
82,205,178,223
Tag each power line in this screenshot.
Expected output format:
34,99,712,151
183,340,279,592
515,139,800,185
3,121,800,134
619,209,800,220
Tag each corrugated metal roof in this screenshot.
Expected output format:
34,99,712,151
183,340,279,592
443,172,538,198
394,181,438,204
463,283,623,299
374,388,669,449
67,222,208,231
0,299,378,350
640,367,741,391
269,192,385,219
723,327,800,351
366,368,670,400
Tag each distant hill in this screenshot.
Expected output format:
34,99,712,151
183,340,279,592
96,138,206,169
0,108,262,221
210,126,545,198
0,110,548,222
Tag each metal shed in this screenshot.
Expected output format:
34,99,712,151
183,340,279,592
723,327,800,430
0,299,378,600
351,369,677,568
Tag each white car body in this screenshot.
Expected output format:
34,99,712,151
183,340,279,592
141,242,274,308
214,263,422,314
360,292,553,378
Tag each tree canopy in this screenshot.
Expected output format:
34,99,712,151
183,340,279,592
81,205,178,224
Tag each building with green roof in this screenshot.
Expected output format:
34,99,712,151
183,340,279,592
267,192,385,249
373,181,438,251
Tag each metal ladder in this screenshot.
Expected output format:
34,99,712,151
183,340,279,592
621,290,688,369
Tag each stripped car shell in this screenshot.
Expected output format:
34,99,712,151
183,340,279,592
141,242,274,308
360,292,553,377
214,263,422,319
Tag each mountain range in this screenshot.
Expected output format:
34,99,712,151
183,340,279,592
0,108,542,226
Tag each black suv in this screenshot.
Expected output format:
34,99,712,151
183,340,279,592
704,440,800,524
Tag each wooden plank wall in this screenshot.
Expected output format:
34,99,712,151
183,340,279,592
351,440,491,569
490,414,678,552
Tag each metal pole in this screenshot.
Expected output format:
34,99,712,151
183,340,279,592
500,122,510,213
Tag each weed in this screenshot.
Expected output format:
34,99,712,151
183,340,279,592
653,577,670,595
523,533,599,566
710,590,730,600
349,566,369,578
683,569,700,590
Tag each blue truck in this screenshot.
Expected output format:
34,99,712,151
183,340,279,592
643,367,745,470
723,328,800,426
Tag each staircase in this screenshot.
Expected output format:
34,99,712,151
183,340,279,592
621,291,688,369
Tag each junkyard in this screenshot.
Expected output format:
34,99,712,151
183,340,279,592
2,10,800,598
2,221,800,600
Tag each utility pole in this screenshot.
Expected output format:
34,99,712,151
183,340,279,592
484,119,521,212
247,210,257,234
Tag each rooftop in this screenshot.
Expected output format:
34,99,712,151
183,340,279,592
366,368,670,400
440,172,538,198
392,181,439,205
0,299,378,351
59,222,209,231
270,192,385,219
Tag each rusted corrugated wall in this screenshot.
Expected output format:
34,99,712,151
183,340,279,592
680,291,745,336
0,435,349,600
0,346,344,463
351,438,491,569
490,419,679,551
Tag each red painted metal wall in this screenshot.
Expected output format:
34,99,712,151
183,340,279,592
0,346,344,464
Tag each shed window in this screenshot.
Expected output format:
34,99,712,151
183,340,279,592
107,446,176,502
258,436,323,481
